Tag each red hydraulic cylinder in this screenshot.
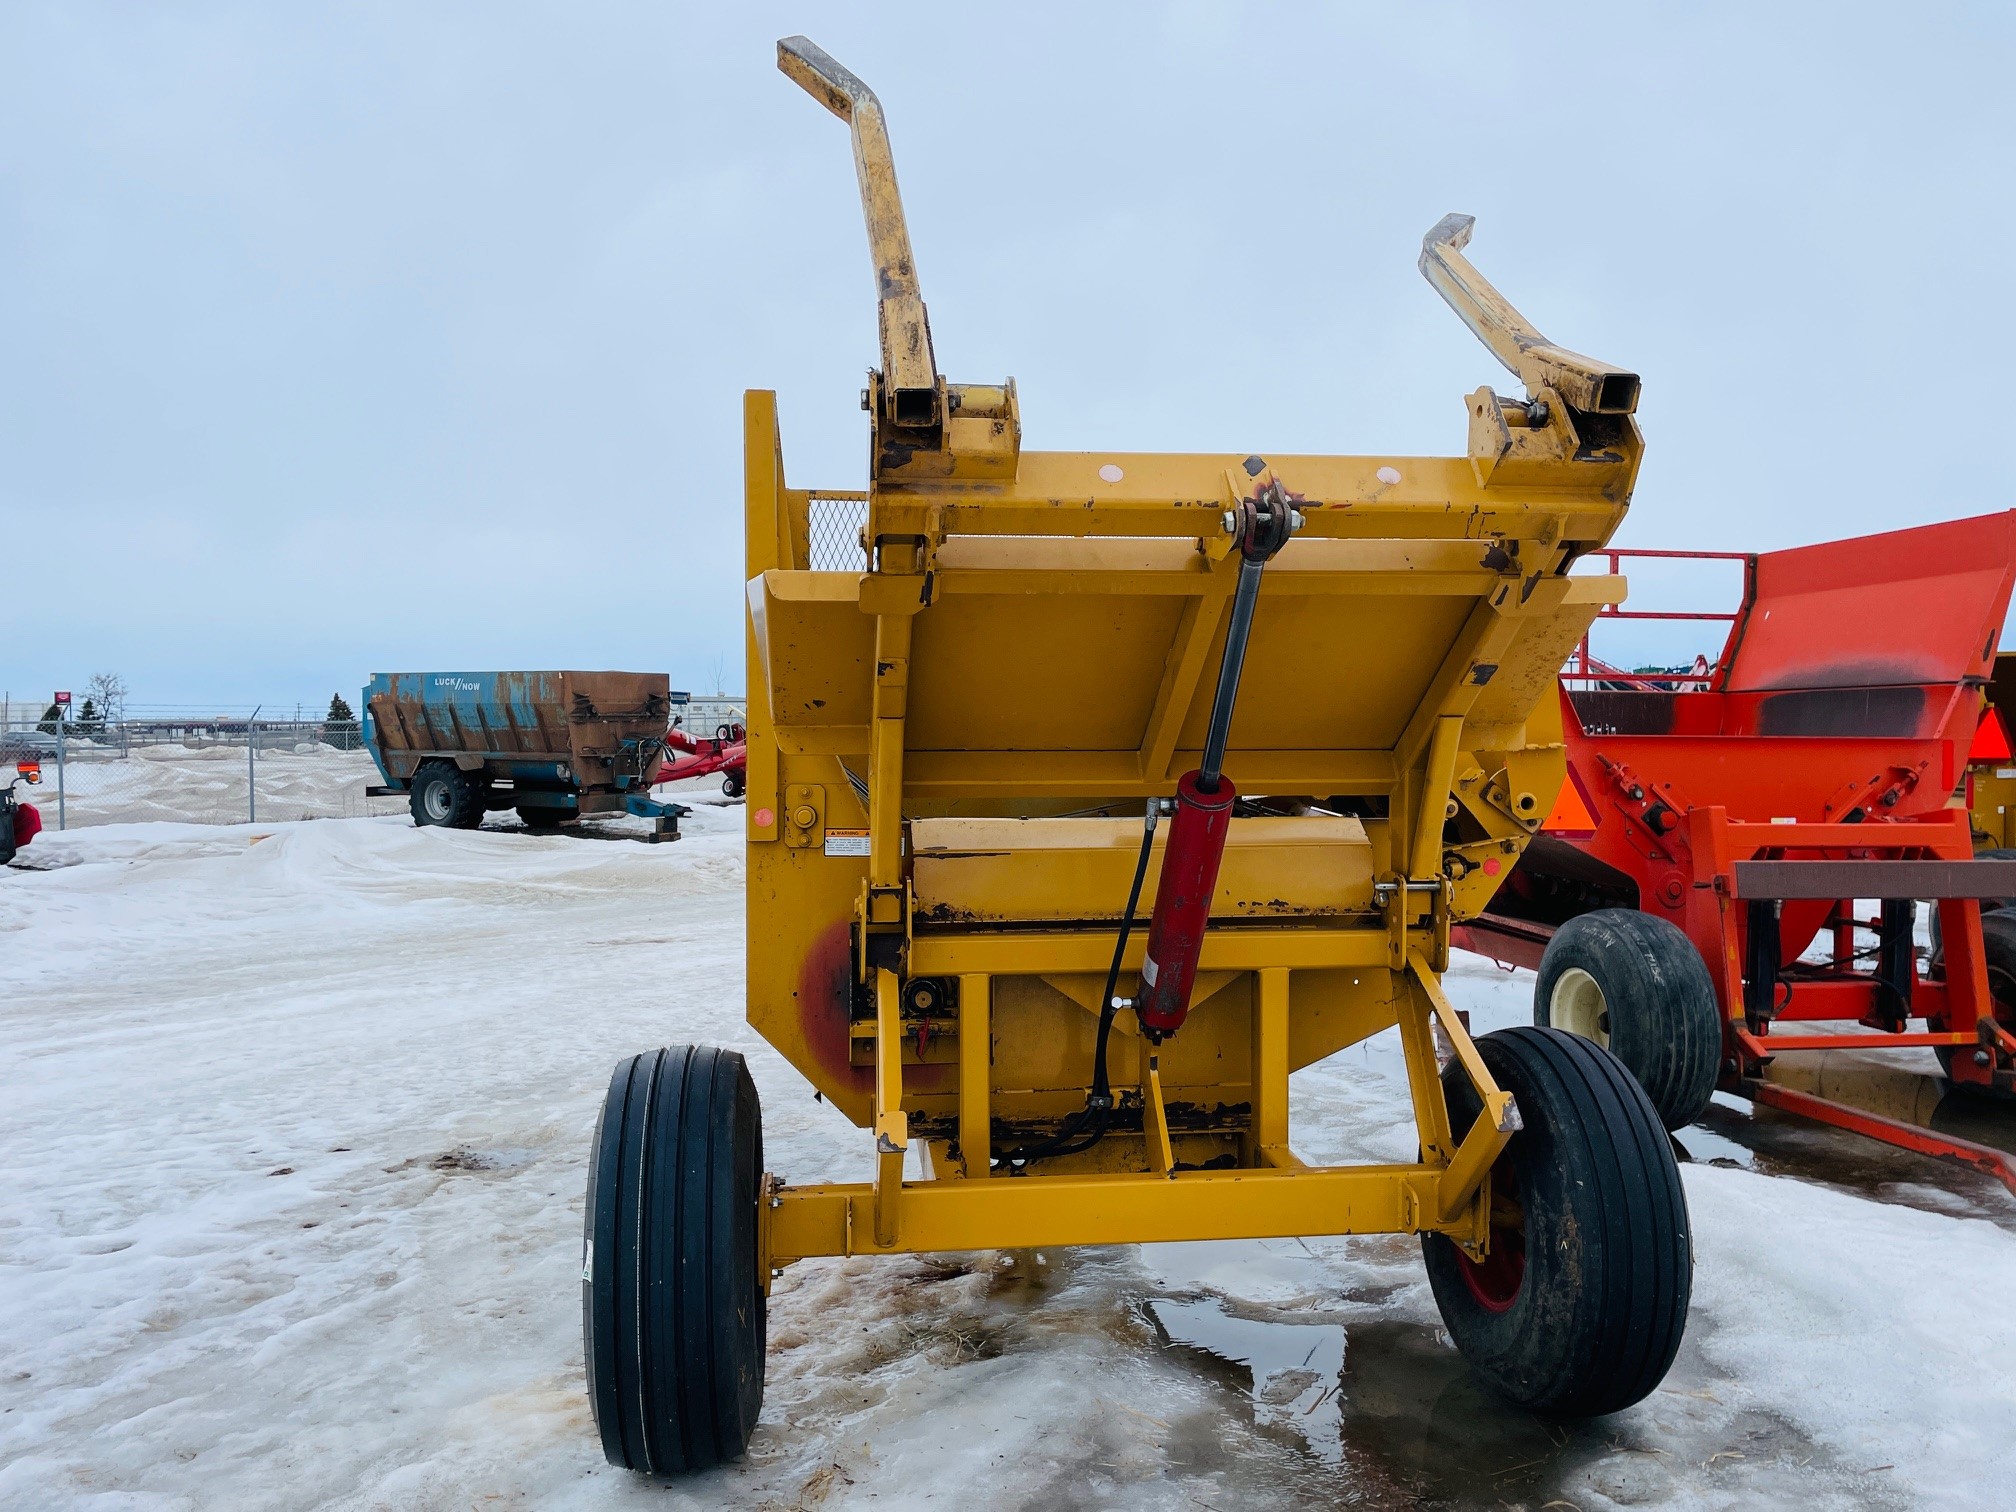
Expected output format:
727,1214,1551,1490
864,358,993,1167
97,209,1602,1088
1137,770,1237,1036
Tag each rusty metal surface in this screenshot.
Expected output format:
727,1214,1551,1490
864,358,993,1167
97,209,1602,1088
1732,858,2016,900
363,671,671,784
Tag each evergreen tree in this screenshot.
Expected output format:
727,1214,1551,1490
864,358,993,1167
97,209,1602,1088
76,698,101,737
325,692,361,750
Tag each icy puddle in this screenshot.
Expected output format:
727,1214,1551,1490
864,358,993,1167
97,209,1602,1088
4,821,2014,1509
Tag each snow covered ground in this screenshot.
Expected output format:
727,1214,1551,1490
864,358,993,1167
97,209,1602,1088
4,808,2015,1510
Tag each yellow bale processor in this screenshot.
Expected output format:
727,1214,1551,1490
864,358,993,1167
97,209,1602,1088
582,38,1689,1474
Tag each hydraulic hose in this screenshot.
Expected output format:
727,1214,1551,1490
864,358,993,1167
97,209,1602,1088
993,803,1160,1172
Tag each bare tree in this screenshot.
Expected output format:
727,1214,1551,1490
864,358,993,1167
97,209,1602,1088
85,671,129,725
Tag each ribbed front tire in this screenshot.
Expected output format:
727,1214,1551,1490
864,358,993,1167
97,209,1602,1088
1535,909,1721,1130
583,1045,765,1473
1424,1026,1692,1417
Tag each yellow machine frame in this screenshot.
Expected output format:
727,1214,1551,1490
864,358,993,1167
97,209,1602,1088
748,37,1639,1277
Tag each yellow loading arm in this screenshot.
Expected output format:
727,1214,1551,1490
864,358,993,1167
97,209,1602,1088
776,37,939,429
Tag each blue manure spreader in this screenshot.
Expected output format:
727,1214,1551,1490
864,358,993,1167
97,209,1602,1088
362,670,689,840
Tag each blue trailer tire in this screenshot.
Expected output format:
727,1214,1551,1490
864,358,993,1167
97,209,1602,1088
408,762,486,829
584,1045,765,1474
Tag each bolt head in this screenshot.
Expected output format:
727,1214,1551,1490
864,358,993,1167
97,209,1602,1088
1221,510,1238,535
791,804,818,828
1976,1050,1994,1067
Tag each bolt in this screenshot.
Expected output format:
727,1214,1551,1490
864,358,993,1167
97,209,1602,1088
791,804,818,829
1222,510,1239,535
1976,1050,1994,1067
1289,508,1305,532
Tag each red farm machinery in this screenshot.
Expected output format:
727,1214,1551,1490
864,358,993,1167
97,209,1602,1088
1457,512,2016,1190
658,717,748,798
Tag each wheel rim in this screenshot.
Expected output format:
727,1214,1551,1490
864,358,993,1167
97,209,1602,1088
1551,967,1609,1047
1456,1163,1526,1313
422,782,453,822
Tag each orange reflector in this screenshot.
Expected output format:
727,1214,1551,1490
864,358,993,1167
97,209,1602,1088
1970,706,2012,764
1542,765,1599,834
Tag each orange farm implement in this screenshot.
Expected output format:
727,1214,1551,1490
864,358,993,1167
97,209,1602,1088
1456,514,2016,1190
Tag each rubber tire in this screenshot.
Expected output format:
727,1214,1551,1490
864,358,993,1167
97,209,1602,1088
1929,905,2016,1095
721,772,745,800
408,762,486,830
1534,909,1721,1130
584,1045,765,1474
1424,1026,1692,1417
1927,848,2016,956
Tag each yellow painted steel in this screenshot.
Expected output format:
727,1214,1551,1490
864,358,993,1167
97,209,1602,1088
750,37,1640,1269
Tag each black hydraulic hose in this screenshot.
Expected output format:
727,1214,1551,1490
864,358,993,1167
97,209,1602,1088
1090,801,1161,1106
994,804,1161,1172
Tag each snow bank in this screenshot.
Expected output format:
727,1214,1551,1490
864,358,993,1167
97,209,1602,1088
23,742,403,829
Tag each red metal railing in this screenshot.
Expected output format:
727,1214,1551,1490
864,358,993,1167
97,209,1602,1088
1568,548,1754,686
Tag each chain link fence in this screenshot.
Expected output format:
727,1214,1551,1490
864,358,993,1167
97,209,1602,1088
4,697,753,832
672,698,748,738
2,717,404,830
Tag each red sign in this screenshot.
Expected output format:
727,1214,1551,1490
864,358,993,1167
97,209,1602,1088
53,691,71,705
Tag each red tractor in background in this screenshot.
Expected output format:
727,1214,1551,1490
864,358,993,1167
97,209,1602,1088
1457,511,2016,1191
658,717,747,798
2,758,45,865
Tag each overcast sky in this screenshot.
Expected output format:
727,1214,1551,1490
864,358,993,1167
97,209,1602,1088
4,3,2013,713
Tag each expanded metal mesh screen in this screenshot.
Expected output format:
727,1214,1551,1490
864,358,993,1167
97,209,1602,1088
807,495,869,572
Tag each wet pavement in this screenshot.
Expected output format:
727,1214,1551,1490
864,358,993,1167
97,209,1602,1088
870,984,2015,1510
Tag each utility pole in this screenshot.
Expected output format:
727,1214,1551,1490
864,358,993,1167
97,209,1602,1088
248,705,262,823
